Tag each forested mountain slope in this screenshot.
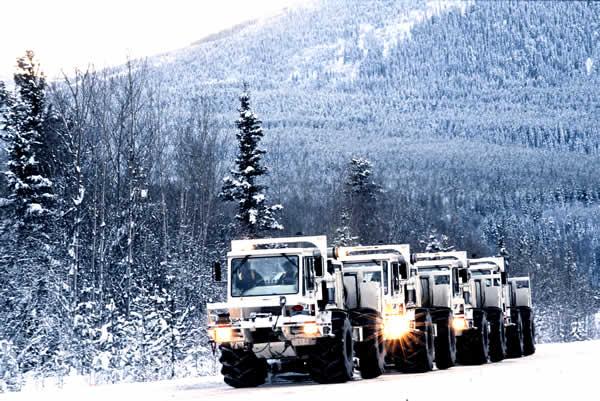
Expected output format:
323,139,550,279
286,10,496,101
147,0,600,340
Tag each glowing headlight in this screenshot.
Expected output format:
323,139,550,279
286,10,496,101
452,317,467,332
211,326,233,343
383,315,411,339
303,323,319,336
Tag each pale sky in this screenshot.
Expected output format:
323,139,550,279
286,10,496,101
0,0,304,81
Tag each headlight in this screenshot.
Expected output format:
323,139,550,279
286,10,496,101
383,315,411,339
210,326,233,343
303,323,319,336
452,317,467,332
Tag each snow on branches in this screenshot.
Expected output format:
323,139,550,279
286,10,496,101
220,84,283,237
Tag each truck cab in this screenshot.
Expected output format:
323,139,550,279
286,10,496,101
206,236,356,387
334,245,455,373
334,245,418,338
413,251,472,330
506,276,536,357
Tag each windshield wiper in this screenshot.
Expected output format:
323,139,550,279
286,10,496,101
280,253,298,267
232,254,251,276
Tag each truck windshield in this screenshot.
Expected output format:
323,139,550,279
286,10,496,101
231,255,299,297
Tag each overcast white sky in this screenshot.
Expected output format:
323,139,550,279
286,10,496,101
0,0,304,81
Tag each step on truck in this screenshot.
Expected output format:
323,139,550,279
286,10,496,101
507,276,536,357
412,251,483,366
206,236,359,387
333,245,457,374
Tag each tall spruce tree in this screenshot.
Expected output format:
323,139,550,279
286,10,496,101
337,157,382,245
0,51,66,376
220,84,282,238
2,51,55,225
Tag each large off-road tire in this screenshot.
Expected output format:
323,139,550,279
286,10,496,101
519,306,536,356
457,309,489,365
396,309,434,373
308,312,354,384
219,344,268,388
352,309,385,379
506,310,524,358
487,308,507,363
434,310,457,370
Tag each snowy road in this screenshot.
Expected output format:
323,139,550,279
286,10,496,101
3,341,598,401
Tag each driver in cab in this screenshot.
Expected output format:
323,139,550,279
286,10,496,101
235,264,264,293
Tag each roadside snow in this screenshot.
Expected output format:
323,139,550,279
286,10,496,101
2,340,598,401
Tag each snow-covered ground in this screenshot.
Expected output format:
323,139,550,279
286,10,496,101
2,340,598,401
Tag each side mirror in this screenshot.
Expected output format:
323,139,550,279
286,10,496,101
501,272,507,285
213,261,222,282
410,253,418,264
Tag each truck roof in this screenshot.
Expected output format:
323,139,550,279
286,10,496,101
334,244,411,263
468,257,505,272
230,236,327,258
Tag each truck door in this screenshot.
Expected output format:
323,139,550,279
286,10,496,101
420,276,431,308
359,271,382,311
474,279,484,308
343,273,359,309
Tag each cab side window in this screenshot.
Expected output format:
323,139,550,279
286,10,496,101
303,257,315,294
382,262,389,295
453,268,460,296
391,262,400,293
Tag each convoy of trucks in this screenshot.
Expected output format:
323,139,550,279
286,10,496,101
206,235,535,388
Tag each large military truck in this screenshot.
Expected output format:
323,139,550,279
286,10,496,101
412,251,489,366
333,245,460,373
206,236,358,387
467,257,510,362
506,276,536,357
468,258,536,360
328,245,408,378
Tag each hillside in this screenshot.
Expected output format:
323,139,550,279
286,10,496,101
148,0,600,290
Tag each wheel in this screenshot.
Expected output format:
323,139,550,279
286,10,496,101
308,312,354,384
352,309,385,379
396,309,434,373
519,307,536,356
219,344,268,388
506,310,524,358
487,309,506,362
434,310,456,370
457,310,489,365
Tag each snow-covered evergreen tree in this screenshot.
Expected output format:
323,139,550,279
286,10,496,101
420,229,455,252
220,84,283,238
0,51,68,378
332,210,358,246
1,51,55,224
338,157,382,245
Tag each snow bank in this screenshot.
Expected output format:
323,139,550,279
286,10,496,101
3,340,598,401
